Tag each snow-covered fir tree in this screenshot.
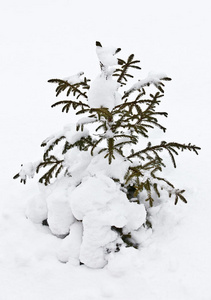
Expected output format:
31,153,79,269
14,42,200,268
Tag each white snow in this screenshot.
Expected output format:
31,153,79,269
1,1,211,299
63,123,89,144
25,193,48,223
65,127,89,144
17,161,41,182
64,148,92,185
57,221,83,265
126,72,168,95
46,189,75,237
96,45,118,67
88,74,121,110
86,152,131,182
68,174,146,268
76,116,97,125
63,72,84,84
42,123,90,149
88,43,122,110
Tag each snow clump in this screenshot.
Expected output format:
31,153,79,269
88,74,121,110
25,152,147,268
96,45,118,67
88,43,122,110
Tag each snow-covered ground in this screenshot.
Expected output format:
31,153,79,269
1,0,211,299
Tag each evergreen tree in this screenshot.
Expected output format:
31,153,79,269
14,42,200,268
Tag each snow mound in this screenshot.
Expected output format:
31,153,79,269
25,193,47,223
26,170,147,269
69,174,146,268
57,221,83,265
46,189,75,237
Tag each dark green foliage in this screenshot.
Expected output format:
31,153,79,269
36,156,64,186
113,92,168,138
113,54,141,85
127,141,200,164
41,135,65,160
125,141,200,206
51,100,90,114
111,226,139,249
63,135,95,154
48,77,90,98
123,76,172,99
96,41,102,47
14,41,200,208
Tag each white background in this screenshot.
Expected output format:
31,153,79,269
0,1,210,299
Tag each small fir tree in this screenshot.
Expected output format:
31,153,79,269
14,42,200,268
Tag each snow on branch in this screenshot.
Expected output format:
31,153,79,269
13,41,201,269
48,76,90,99
63,72,84,85
13,160,42,184
123,73,172,99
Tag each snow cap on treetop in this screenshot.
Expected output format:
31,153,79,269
87,42,122,110
96,41,121,67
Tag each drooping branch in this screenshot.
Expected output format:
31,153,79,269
41,135,66,160
51,100,90,113
48,77,90,99
36,156,64,186
128,141,201,167
123,74,171,99
112,92,168,138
